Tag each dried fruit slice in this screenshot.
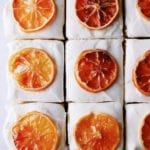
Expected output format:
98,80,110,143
12,111,59,150
12,0,56,32
75,113,121,150
133,50,150,96
9,48,56,91
75,0,119,30
75,49,118,93
137,0,150,21
140,114,150,149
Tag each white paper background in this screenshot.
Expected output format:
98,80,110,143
0,0,9,149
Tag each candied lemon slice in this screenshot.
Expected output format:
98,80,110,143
12,111,59,150
9,48,56,91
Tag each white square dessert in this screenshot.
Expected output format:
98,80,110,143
66,0,123,39
66,39,123,103
3,0,64,40
68,102,124,150
7,40,64,103
126,103,150,150
125,0,150,37
125,39,150,103
3,103,66,150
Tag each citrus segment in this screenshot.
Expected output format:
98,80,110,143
9,48,56,91
133,50,150,96
12,111,59,150
75,0,119,29
137,0,150,21
141,114,150,149
12,0,56,32
75,50,118,93
75,113,121,150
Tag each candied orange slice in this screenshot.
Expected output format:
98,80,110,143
75,0,119,30
141,114,150,149
75,113,121,150
133,50,150,96
12,0,56,32
9,48,56,91
137,0,150,21
12,111,59,150
75,49,118,93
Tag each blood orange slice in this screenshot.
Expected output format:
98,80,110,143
75,0,119,30
9,48,56,91
12,0,56,32
133,50,150,96
12,111,59,150
137,0,150,21
74,113,121,150
75,49,118,93
140,114,150,149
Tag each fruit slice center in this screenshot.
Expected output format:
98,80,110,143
12,0,56,32
12,111,58,150
75,0,119,29
75,50,118,93
137,0,150,20
133,50,150,95
9,48,56,91
141,114,150,149
75,113,121,150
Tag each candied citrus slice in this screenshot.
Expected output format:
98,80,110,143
75,49,118,93
133,50,150,96
137,0,150,21
12,0,56,32
75,113,121,150
9,48,56,91
12,111,59,150
140,114,150,149
75,0,119,30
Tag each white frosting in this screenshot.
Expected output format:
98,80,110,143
66,0,123,39
66,39,123,103
7,40,64,103
125,0,150,37
126,103,150,149
125,39,150,103
68,102,124,150
3,103,66,150
3,0,64,40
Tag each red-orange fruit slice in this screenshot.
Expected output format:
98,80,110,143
75,0,119,30
133,50,150,96
12,0,56,32
75,49,118,93
12,111,59,150
9,48,56,91
75,113,121,150
137,0,150,21
141,114,150,149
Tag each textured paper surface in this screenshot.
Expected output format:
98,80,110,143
125,39,150,102
3,103,66,150
68,102,123,150
7,40,64,103
126,103,150,149
3,0,64,40
125,0,150,37
66,39,123,102
66,0,123,39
